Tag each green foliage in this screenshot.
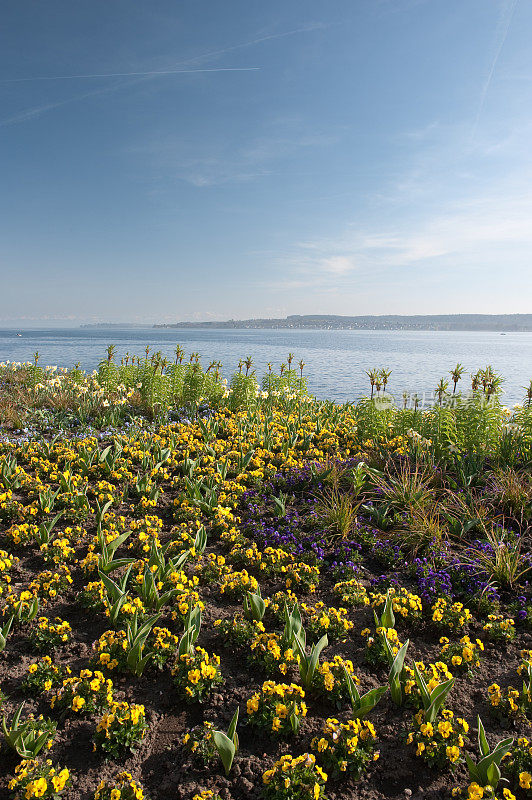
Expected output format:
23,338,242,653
212,707,239,776
465,716,513,788
2,702,56,757
413,662,454,723
387,640,410,706
243,589,266,622
343,665,387,717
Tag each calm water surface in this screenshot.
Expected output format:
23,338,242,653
0,328,531,405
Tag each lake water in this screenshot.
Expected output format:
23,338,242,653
0,327,531,406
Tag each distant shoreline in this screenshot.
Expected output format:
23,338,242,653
80,313,532,332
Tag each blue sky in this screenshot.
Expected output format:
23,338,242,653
1,0,531,325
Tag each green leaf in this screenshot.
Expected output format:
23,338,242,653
486,762,500,788
381,589,396,629
227,707,239,743
388,640,409,706
413,661,430,707
354,686,388,719
308,634,328,683
465,753,479,784
343,665,361,708
424,678,454,723
212,731,237,776
477,715,489,757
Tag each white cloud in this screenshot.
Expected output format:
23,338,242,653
260,174,532,295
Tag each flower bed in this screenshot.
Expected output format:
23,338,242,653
1,356,532,800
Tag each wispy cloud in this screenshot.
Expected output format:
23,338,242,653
260,177,532,293
135,124,340,187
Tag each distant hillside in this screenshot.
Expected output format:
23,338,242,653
80,323,153,329
154,314,532,331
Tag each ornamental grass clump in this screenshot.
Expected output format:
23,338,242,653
463,528,532,590
314,487,358,541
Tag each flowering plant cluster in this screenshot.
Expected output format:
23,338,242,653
401,661,454,708
171,646,222,702
0,548,17,599
94,701,147,756
332,578,369,607
248,629,297,676
23,657,68,695
281,562,320,593
51,669,114,716
219,568,259,598
213,613,258,646
482,615,516,642
300,601,353,641
431,598,472,630
262,753,327,800
311,717,378,778
94,771,147,800
29,616,72,652
438,636,484,675
451,783,516,800
361,625,403,666
313,656,359,706
2,351,532,800
371,587,423,623
406,708,468,769
8,759,70,799
503,737,532,796
488,651,532,720
182,721,218,763
247,681,307,735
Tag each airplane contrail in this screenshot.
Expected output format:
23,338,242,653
0,23,326,126
0,66,260,83
0,23,326,84
472,0,518,137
